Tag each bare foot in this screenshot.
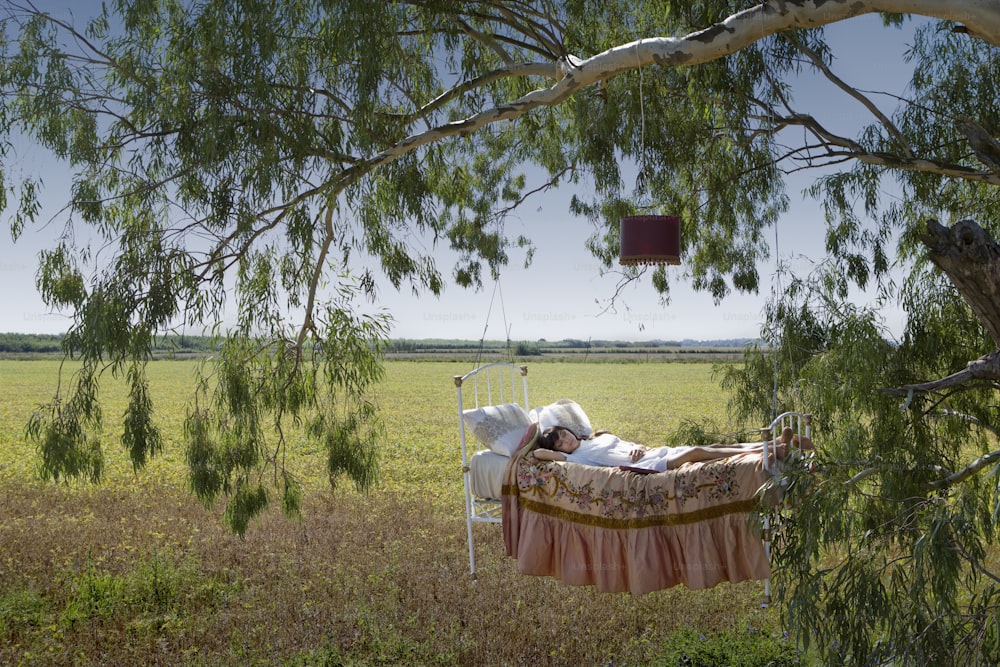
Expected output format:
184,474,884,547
773,441,790,461
766,427,811,464
771,434,816,464
792,434,815,451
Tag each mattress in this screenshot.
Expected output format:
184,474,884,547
468,449,509,500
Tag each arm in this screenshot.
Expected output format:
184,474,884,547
532,449,567,462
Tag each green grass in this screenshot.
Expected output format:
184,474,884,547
0,359,800,666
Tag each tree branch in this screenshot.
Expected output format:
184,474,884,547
395,61,559,125
297,205,333,352
790,36,914,159
362,1,1000,190
882,352,1000,397
775,112,1000,184
928,448,1000,489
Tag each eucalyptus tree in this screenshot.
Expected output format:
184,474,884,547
2,1,1000,662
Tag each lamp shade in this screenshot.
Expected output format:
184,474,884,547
619,215,681,266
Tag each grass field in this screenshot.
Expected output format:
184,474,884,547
0,359,798,666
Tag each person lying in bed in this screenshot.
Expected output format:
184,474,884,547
532,425,811,473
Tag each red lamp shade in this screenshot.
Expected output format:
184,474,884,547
619,215,681,266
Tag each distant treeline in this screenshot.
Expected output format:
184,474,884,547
0,333,754,357
386,338,754,356
0,333,219,355
0,333,66,354
386,338,688,355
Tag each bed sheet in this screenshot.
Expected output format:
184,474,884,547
468,449,509,500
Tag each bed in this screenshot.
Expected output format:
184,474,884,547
455,363,811,596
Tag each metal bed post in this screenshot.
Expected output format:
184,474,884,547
455,373,478,578
519,365,529,411
759,411,813,607
759,424,774,607
455,363,530,580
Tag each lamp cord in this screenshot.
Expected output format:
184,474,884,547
635,39,650,209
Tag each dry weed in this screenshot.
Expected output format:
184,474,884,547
0,478,780,666
0,360,785,665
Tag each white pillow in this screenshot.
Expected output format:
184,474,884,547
462,403,531,456
530,399,593,438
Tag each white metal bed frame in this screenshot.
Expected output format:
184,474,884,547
454,362,529,579
454,363,812,597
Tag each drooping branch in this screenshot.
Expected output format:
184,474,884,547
840,458,1000,492
956,116,1000,175
882,356,1000,397
773,112,1000,184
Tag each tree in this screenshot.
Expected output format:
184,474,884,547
2,1,1000,662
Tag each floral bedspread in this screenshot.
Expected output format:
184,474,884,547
502,438,774,594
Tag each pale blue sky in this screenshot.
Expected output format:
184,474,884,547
0,9,921,342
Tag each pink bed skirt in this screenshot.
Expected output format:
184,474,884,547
501,438,774,595
504,500,769,594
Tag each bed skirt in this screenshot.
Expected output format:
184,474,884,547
502,440,772,595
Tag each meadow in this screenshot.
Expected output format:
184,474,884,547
0,359,798,666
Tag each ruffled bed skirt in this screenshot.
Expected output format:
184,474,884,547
502,434,773,595
503,503,769,594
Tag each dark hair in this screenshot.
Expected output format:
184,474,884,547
537,425,579,450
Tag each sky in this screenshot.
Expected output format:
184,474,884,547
0,9,922,343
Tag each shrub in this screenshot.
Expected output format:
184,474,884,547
656,627,800,666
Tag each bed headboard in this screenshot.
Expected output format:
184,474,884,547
454,363,529,577
454,362,529,411
454,362,529,461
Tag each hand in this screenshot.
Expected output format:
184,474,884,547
629,446,647,463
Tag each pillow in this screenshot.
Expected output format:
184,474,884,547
530,399,593,438
462,403,532,456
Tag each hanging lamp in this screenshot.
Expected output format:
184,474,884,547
619,215,681,266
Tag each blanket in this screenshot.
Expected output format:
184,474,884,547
501,428,773,594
